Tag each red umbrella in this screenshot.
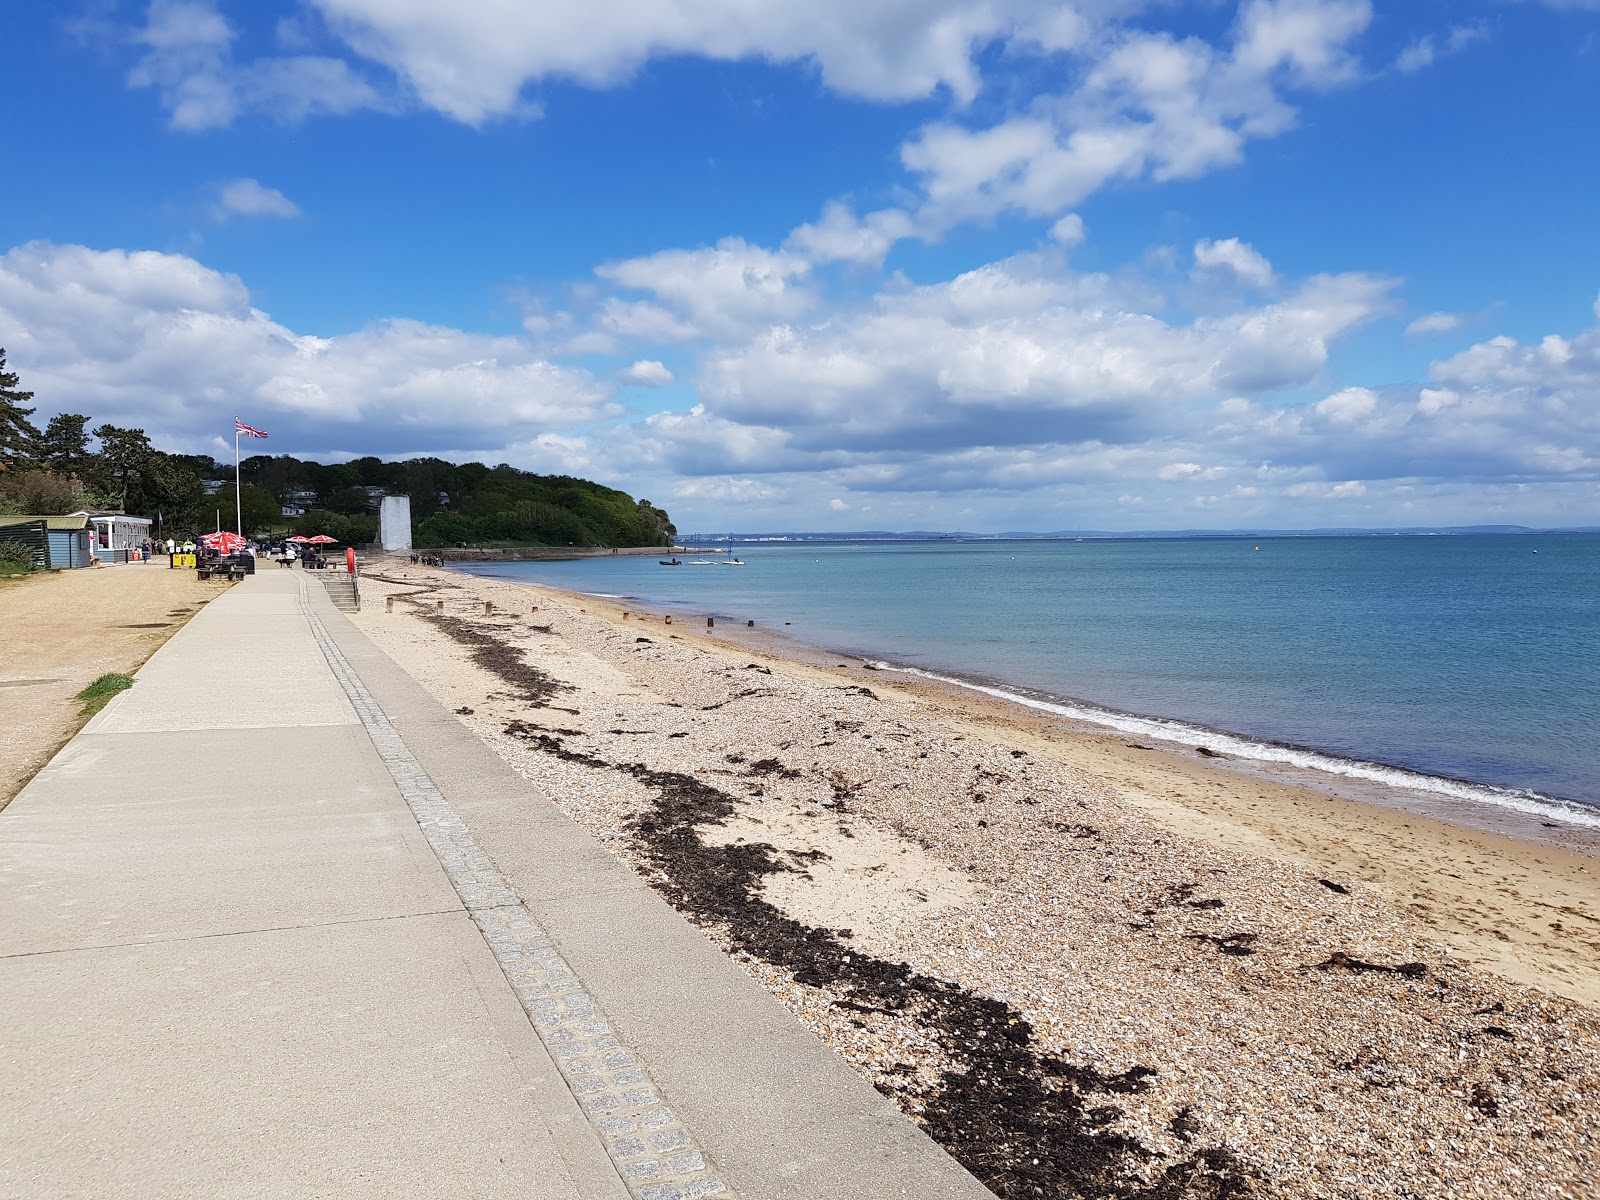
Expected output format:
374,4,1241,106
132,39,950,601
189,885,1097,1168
306,534,339,545
285,535,312,543
200,531,247,553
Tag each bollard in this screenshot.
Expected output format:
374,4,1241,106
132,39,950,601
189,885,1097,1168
623,611,630,619
665,614,673,625
531,605,539,613
485,601,493,615
747,620,754,627
707,617,714,628
436,600,444,614
385,595,394,613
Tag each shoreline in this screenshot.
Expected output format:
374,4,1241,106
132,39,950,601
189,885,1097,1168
350,563,1600,1198
452,562,1600,852
442,565,1600,1004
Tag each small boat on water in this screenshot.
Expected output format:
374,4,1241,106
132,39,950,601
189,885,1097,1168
659,557,682,566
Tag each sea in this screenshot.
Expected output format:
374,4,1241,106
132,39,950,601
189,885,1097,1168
452,534,1600,831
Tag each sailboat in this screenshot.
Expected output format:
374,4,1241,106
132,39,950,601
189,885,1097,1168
723,534,744,565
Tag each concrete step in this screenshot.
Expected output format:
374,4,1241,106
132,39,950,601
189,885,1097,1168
318,575,360,612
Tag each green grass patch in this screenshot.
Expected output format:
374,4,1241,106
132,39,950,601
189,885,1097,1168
77,673,135,716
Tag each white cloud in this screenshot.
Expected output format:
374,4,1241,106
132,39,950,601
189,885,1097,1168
899,1,1374,230
1048,213,1086,246
596,238,814,340
1193,237,1275,288
307,0,1109,124
213,178,300,220
829,497,850,511
618,359,674,386
0,242,613,451
1406,311,1465,336
1313,385,1378,423
1416,387,1459,415
785,204,914,267
1393,23,1487,74
690,256,1391,452
130,0,385,130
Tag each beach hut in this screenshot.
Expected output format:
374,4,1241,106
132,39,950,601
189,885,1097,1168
0,514,94,568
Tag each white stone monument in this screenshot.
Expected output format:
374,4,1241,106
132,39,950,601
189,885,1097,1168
379,495,412,552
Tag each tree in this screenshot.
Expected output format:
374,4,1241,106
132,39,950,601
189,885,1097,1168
36,413,92,475
0,348,40,469
238,485,282,536
0,468,82,514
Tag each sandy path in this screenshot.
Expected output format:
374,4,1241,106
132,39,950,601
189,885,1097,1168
0,563,233,808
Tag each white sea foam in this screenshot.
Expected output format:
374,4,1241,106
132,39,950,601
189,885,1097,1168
869,662,1600,831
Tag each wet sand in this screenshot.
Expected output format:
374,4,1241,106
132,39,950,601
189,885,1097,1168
350,563,1600,1200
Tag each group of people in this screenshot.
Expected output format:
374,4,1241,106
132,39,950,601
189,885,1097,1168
140,538,187,556
408,553,446,566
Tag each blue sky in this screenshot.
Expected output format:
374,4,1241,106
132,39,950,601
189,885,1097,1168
3,1,1598,531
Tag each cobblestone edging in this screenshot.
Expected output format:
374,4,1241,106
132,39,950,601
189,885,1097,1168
297,579,731,1200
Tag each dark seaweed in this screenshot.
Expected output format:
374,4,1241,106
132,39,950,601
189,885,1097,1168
426,611,570,707
1311,952,1428,979
505,723,1261,1199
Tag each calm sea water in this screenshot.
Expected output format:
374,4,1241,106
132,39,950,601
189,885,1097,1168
455,535,1600,824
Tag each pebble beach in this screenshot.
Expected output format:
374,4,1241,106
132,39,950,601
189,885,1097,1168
351,563,1600,1200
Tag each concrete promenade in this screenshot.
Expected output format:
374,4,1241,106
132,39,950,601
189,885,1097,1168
0,570,991,1199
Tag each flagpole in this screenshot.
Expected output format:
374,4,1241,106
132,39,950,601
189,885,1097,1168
234,423,242,536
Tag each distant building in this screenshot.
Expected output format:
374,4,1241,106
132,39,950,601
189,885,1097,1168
87,513,153,556
379,496,412,551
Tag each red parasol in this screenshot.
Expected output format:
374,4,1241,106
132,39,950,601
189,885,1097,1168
200,531,247,553
306,534,339,545
285,535,312,543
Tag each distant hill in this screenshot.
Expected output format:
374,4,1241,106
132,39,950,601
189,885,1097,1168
239,454,675,548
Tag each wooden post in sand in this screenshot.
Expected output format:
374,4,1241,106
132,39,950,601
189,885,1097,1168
747,620,754,627
623,611,629,619
665,614,673,625
436,600,444,614
707,617,714,628
484,601,493,615
385,595,394,613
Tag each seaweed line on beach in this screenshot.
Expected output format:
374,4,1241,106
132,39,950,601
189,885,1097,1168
425,610,572,707
503,718,1261,1200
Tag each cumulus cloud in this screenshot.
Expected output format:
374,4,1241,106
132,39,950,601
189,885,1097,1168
596,238,814,341
900,1,1374,230
1194,237,1274,288
212,178,300,220
1405,311,1465,336
1313,385,1378,423
618,359,674,386
1048,213,1087,246
130,0,385,130
785,204,914,267
684,255,1392,454
306,0,1110,124
0,241,613,452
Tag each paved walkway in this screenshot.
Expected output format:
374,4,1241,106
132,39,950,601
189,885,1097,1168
0,570,990,1199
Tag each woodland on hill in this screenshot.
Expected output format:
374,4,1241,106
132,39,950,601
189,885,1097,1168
0,350,674,548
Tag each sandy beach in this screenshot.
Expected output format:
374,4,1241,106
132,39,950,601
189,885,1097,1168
351,563,1600,1200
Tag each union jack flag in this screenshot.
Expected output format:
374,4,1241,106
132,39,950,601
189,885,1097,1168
235,418,268,438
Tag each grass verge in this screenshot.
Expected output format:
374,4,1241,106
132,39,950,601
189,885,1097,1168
77,673,135,718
